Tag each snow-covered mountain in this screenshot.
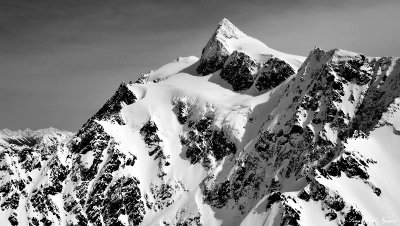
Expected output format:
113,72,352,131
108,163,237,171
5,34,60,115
2,18,400,226
0,128,73,226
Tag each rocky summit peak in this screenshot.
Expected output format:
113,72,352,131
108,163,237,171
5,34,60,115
196,18,248,75
216,18,245,39
218,17,232,26
196,17,304,84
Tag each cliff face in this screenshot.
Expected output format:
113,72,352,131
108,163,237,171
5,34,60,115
2,19,400,226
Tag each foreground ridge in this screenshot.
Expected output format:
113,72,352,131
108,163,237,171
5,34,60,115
1,19,400,226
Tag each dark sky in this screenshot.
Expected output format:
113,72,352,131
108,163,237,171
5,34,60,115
1,0,399,132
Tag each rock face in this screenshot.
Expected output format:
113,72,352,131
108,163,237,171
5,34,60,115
64,82,144,226
93,82,137,124
220,51,258,91
2,19,400,226
255,57,295,91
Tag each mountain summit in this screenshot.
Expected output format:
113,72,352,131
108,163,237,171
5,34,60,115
1,19,400,226
196,18,247,75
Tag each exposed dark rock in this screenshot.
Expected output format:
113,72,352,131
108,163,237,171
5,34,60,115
325,194,345,211
197,50,229,76
325,211,337,221
183,117,236,166
1,192,20,210
30,189,60,221
8,213,18,226
265,191,282,210
254,131,275,160
343,207,363,226
220,51,258,91
231,154,263,202
103,177,145,226
351,58,400,136
148,182,182,211
176,214,202,226
140,120,162,144
281,203,301,226
186,143,203,165
40,218,53,226
196,117,213,133
309,180,327,201
255,58,295,91
0,182,12,197
92,82,137,125
333,54,372,86
6,136,38,146
297,189,310,201
175,101,189,124
290,125,304,135
204,180,231,208
209,130,236,161
71,122,110,155
327,155,369,180
372,186,381,196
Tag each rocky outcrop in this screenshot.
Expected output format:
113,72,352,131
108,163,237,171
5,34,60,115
220,51,258,91
255,57,295,91
140,120,170,178
351,57,400,135
179,116,236,167
93,82,137,125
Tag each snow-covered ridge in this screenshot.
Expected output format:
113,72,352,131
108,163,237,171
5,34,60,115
2,18,400,226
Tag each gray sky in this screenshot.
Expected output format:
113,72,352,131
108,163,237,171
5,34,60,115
1,0,399,132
